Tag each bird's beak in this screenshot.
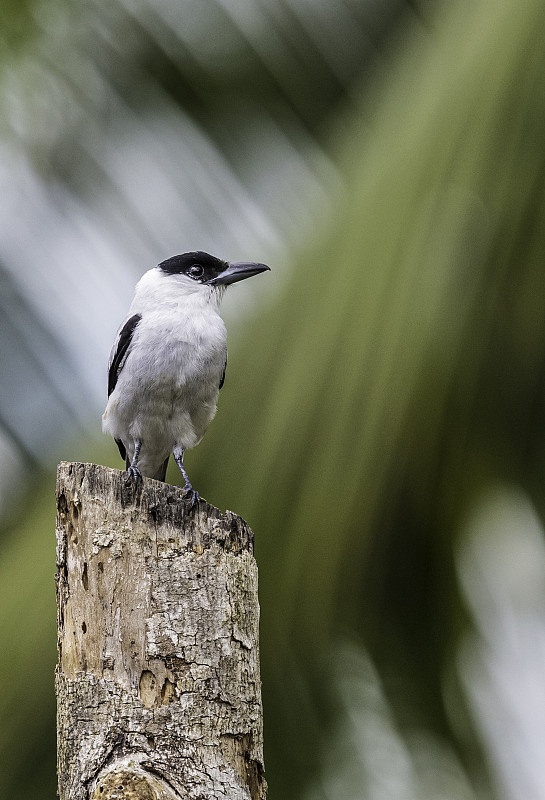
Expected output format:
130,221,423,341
207,261,270,286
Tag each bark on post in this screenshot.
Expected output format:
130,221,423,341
55,461,266,800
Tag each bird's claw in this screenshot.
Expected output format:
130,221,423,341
183,485,200,508
126,464,142,485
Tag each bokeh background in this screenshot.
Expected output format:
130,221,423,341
2,0,545,797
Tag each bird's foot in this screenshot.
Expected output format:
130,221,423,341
126,464,142,485
173,446,198,507
183,484,200,508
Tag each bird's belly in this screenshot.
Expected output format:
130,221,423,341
103,336,223,452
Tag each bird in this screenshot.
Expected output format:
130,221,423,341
103,251,270,506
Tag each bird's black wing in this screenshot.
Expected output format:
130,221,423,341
108,313,142,397
108,313,142,461
219,355,227,390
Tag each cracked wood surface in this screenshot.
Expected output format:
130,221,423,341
56,461,266,800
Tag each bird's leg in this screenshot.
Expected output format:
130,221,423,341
127,439,142,484
173,446,199,507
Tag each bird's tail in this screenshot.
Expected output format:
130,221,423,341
154,456,170,482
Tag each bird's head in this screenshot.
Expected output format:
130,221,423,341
157,251,270,289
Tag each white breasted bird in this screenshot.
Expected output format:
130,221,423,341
103,251,270,505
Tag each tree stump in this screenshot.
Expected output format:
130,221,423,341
55,462,266,800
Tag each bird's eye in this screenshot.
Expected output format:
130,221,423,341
188,264,204,279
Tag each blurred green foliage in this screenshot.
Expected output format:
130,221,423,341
0,476,57,799
2,0,545,798
193,0,545,794
0,0,39,54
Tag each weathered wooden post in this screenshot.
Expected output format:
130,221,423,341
55,461,266,800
